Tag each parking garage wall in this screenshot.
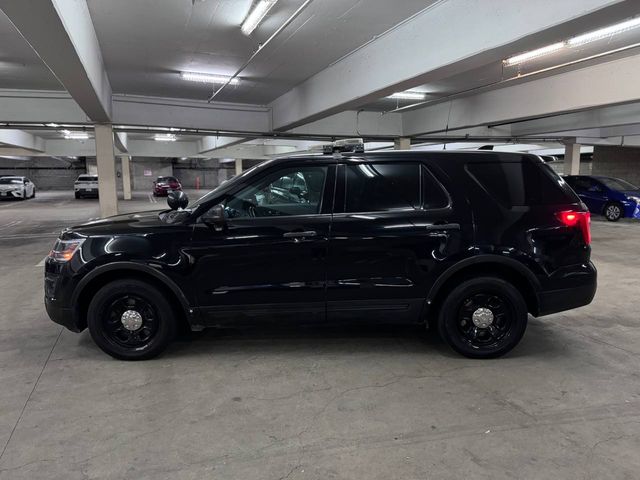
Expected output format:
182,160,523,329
0,157,84,189
592,146,640,185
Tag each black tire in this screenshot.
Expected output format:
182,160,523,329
437,277,528,359
87,279,177,360
604,202,623,222
31,188,36,198
75,192,81,199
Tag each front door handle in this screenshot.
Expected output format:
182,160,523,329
424,223,460,231
283,230,317,238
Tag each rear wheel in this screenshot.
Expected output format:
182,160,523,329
87,279,177,360
604,202,623,221
437,277,528,359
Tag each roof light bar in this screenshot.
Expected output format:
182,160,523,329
387,90,427,100
154,134,177,142
180,72,239,85
504,42,565,66
568,17,640,46
241,0,278,36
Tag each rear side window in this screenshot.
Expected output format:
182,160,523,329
467,160,575,207
345,163,420,212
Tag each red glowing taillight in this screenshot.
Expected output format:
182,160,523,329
556,210,591,245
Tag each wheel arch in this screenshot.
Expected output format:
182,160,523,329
424,255,541,326
72,262,194,331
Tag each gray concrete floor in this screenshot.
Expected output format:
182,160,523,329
0,191,639,480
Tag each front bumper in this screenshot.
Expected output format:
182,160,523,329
0,189,23,198
536,262,597,316
44,296,83,332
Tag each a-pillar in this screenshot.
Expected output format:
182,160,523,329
235,158,243,176
95,124,118,217
121,155,132,200
564,142,581,175
394,137,411,150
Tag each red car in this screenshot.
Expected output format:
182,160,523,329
153,176,182,196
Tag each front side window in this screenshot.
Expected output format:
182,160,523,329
224,166,327,218
344,163,420,213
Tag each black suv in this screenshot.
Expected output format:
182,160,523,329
45,151,597,360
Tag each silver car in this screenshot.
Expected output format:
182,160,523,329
74,174,99,198
0,176,36,199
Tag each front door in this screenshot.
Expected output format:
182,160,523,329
188,164,334,326
326,161,464,323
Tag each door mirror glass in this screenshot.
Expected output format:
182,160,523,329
201,204,226,231
167,190,189,210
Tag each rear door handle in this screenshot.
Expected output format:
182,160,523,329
283,230,317,238
424,223,460,231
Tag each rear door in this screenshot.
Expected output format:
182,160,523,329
326,160,465,323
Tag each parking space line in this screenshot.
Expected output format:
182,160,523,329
35,256,48,267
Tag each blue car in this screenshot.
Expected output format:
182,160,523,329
563,175,640,221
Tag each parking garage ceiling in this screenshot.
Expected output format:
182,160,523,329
2,0,640,159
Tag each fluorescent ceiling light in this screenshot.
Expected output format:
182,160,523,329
46,123,59,128
154,134,177,142
62,130,90,140
180,72,239,85
504,42,565,66
387,90,427,100
241,0,278,36
568,17,640,46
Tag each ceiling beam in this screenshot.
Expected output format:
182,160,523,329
0,129,45,152
403,53,640,137
269,0,636,130
198,136,250,155
0,0,112,122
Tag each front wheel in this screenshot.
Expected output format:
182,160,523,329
604,202,623,222
87,279,177,360
437,277,528,359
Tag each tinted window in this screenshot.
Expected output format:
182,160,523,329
224,166,327,218
598,177,638,191
422,166,449,209
157,177,177,183
467,160,575,207
345,163,420,212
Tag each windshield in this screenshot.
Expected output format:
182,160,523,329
157,177,177,183
598,177,638,191
77,175,97,181
0,178,21,184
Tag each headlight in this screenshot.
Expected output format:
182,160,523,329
48,238,85,262
628,196,640,204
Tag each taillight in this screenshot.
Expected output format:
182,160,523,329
556,211,591,245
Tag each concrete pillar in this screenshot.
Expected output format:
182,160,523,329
94,124,118,217
121,155,132,200
235,158,243,176
564,143,581,175
394,137,411,150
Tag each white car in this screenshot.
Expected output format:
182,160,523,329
0,176,36,199
74,174,99,198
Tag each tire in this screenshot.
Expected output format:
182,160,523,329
31,188,36,198
604,202,623,222
437,277,528,359
75,192,81,199
87,279,177,360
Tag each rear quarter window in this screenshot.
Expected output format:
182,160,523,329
466,159,578,207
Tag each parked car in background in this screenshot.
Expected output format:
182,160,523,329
74,174,99,199
45,151,596,360
0,176,36,199
563,175,640,221
153,176,182,196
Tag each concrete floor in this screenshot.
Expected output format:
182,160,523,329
0,191,639,479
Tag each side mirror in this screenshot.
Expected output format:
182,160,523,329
202,204,226,231
167,190,189,210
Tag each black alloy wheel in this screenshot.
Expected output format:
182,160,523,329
87,279,177,360
438,277,527,359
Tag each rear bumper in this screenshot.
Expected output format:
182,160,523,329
536,262,597,316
